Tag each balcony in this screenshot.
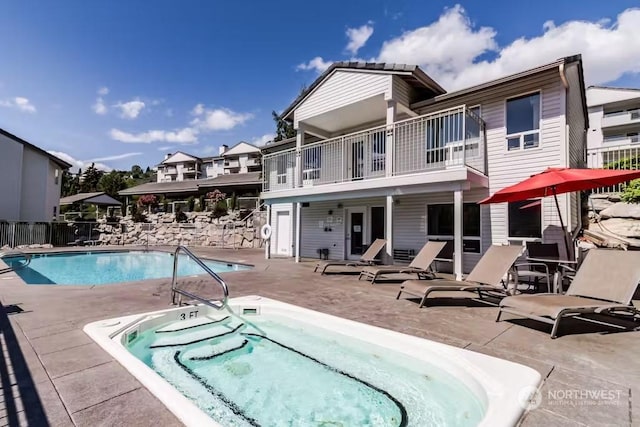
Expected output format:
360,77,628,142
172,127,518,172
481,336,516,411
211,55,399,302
602,109,640,129
247,157,261,167
164,167,177,175
603,134,640,146
224,159,240,168
262,105,486,193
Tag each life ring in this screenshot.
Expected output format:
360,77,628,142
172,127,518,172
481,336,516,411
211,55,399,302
260,224,272,240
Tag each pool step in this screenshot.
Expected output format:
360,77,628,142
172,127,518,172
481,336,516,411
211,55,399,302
155,315,231,333
182,336,250,361
150,322,245,349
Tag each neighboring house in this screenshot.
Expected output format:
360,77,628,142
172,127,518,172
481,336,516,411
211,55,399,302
122,141,263,202
586,86,640,171
0,128,71,222
261,57,588,279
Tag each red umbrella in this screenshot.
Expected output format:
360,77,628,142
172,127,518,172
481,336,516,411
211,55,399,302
479,167,640,257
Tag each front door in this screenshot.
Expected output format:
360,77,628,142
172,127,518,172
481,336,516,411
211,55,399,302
346,208,366,259
370,206,385,242
275,211,291,256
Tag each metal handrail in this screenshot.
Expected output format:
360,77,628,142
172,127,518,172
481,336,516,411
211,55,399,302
171,246,229,310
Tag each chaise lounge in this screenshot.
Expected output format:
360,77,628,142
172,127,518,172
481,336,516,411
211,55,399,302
314,239,386,274
396,244,524,308
497,249,640,339
359,241,448,284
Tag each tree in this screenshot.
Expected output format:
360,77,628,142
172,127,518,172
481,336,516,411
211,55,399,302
272,111,296,142
131,165,144,179
98,171,127,198
80,163,104,193
61,170,80,197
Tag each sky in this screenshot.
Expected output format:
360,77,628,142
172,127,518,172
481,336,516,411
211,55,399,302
1,1,640,172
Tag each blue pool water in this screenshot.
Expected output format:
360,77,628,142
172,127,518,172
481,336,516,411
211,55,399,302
4,251,250,285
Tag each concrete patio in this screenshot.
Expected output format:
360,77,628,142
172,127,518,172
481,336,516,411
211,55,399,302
0,246,637,426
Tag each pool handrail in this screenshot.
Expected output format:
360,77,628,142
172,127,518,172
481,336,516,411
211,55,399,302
171,246,229,310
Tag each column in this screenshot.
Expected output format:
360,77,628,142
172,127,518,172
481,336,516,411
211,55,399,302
385,100,397,177
295,202,302,263
385,195,394,262
295,124,305,188
265,204,271,259
453,189,463,280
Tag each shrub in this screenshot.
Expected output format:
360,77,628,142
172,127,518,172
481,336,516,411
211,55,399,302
187,196,195,212
212,200,228,218
621,179,640,203
206,189,226,203
139,194,158,206
175,207,188,223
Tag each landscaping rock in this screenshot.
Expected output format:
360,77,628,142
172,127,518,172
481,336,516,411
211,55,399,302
594,218,640,238
599,202,640,220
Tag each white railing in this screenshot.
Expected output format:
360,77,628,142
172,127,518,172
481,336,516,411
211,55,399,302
602,108,640,128
587,144,640,193
262,105,486,192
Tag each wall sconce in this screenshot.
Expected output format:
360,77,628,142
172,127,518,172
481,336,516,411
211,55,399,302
337,203,343,209
328,209,333,215
394,199,401,206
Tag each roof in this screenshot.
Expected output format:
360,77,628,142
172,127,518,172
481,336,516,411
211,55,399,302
262,136,296,153
222,141,261,156
118,172,262,196
59,192,122,206
587,85,640,92
281,62,447,120
0,128,72,169
412,55,584,108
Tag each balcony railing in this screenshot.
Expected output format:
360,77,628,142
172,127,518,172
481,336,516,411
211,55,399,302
602,108,640,128
262,105,486,192
587,144,640,193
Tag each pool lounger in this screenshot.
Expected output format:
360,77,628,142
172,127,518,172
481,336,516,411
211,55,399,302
497,249,640,339
397,245,524,308
314,239,386,274
359,241,448,284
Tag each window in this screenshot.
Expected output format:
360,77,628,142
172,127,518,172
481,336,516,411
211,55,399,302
427,203,481,253
371,132,386,172
276,155,288,184
302,146,321,181
54,169,59,185
506,93,540,151
508,200,541,238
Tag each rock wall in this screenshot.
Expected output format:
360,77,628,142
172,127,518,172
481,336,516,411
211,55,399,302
96,211,266,248
588,194,640,243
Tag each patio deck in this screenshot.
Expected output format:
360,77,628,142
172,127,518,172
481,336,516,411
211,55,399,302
0,246,637,426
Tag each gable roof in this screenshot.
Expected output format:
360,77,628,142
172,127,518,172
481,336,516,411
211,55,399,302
161,151,201,164
281,62,446,120
59,192,122,206
0,128,72,169
222,141,261,156
118,172,262,196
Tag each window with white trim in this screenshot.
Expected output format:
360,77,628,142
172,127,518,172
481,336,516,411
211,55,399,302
506,93,540,151
276,156,287,184
302,145,321,181
427,203,481,253
508,200,541,238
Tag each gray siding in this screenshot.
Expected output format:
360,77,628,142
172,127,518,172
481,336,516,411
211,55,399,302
295,71,390,123
0,135,23,221
391,76,413,107
416,69,570,253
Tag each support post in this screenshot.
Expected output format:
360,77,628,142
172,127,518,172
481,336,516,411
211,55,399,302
265,204,271,259
295,202,302,263
385,195,394,262
295,124,305,188
453,189,463,280
385,100,397,177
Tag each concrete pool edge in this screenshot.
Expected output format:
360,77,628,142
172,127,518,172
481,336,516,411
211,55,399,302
84,296,542,427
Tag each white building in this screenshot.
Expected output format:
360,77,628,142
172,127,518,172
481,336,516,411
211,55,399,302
586,86,640,170
261,57,588,279
0,128,71,222
156,142,262,183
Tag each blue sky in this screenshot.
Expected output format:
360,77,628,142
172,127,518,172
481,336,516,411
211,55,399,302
1,1,639,171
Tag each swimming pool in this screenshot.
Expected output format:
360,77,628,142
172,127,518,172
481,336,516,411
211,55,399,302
85,296,541,426
3,251,250,285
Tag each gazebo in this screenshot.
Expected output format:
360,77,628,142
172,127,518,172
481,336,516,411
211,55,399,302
59,192,122,219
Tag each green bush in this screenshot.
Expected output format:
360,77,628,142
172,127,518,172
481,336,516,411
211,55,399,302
213,200,228,218
621,179,640,203
187,196,195,212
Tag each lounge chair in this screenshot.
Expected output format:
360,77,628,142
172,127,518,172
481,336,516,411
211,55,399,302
396,244,524,308
497,249,640,339
359,241,448,284
314,239,386,274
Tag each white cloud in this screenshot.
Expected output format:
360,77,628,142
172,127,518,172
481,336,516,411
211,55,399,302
88,152,142,162
92,97,107,115
98,87,109,96
157,145,174,151
346,22,374,55
296,56,333,73
0,97,36,113
190,105,253,131
47,151,111,173
297,6,640,90
110,127,199,144
251,133,275,146
115,99,146,119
